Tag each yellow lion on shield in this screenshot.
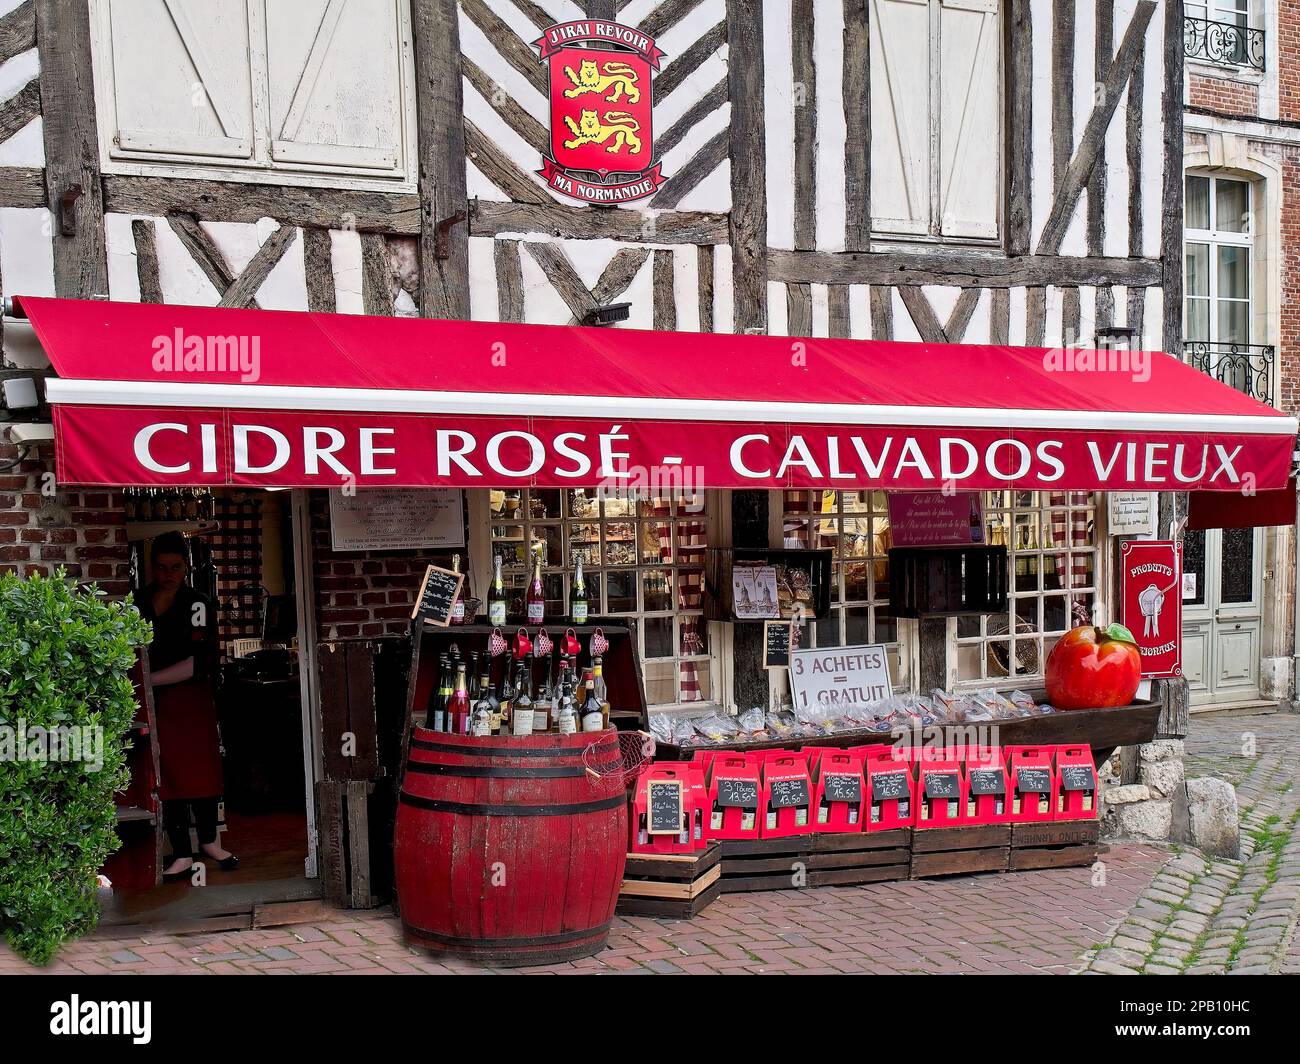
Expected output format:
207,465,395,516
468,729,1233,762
562,59,641,104
562,109,642,155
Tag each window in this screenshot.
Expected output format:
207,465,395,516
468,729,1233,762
487,489,714,708
1184,174,1252,346
870,0,1002,240
90,0,418,190
781,491,905,685
1185,2,1263,71
956,492,1099,687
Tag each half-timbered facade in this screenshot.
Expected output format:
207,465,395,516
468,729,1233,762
0,1,1193,877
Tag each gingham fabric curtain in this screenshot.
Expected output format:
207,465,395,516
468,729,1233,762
1048,492,1093,600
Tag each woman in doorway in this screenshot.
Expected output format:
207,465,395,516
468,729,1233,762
133,531,238,882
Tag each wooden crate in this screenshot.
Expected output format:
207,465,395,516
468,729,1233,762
910,824,1010,878
618,845,722,919
1009,819,1100,871
719,829,911,892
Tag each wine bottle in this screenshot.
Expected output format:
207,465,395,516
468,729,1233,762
468,651,480,702
592,655,610,730
570,556,588,624
450,553,466,625
471,680,493,735
534,659,552,735
425,653,450,730
495,666,512,736
449,662,470,735
526,549,545,624
556,677,577,735
580,668,603,733
512,663,535,736
489,555,507,625
552,656,569,729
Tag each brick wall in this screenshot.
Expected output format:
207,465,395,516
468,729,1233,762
1188,72,1259,116
309,490,456,641
1268,143,1300,419
1280,0,1300,122
0,441,131,596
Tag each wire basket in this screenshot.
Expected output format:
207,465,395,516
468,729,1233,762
582,730,657,789
986,618,1040,678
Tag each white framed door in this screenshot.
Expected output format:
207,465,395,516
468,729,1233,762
1181,526,1264,706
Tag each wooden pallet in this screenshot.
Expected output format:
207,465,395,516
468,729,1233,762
618,845,722,918
718,829,911,892
1009,819,1100,871
910,823,1010,878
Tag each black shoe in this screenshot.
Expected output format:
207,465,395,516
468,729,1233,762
217,855,239,871
162,861,194,883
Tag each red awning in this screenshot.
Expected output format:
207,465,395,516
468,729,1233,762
23,297,1297,491
1188,479,1297,529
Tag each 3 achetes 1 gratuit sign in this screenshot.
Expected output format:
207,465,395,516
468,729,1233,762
789,644,892,717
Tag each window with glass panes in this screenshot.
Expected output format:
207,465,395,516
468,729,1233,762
781,491,904,685
488,488,713,707
1185,174,1251,347
955,491,1099,686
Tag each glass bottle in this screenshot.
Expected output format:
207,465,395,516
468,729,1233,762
556,677,577,735
450,553,467,625
512,662,535,736
592,655,610,730
425,654,450,731
570,556,588,624
580,668,603,733
526,549,545,625
449,662,470,735
489,555,507,625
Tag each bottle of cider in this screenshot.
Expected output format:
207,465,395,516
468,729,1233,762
425,653,450,730
450,553,467,625
489,555,507,625
512,663,535,736
449,662,470,734
570,556,588,624
592,655,610,730
556,677,577,735
526,549,545,624
580,668,603,733
471,683,493,736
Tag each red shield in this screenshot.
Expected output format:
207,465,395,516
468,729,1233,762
548,47,653,178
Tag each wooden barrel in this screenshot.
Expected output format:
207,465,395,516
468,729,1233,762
392,727,627,967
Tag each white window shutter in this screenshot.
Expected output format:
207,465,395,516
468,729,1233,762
103,0,254,160
264,0,409,175
869,0,932,236
937,0,1001,239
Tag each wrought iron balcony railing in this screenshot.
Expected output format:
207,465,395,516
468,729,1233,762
1184,15,1266,71
1183,341,1275,404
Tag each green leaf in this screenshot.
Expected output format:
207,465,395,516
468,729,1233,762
1104,622,1137,644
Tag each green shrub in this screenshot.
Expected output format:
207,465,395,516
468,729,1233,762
0,569,151,964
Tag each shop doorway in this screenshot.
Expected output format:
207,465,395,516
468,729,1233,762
1181,527,1264,707
107,487,318,927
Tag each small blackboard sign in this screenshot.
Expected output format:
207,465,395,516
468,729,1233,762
1060,764,1096,792
1016,768,1053,794
411,564,464,628
821,772,861,804
647,779,684,835
763,621,793,669
923,772,960,799
716,777,759,809
768,777,810,809
871,771,909,801
968,768,1006,796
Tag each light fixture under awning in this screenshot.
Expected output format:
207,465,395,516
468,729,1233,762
21,297,1298,492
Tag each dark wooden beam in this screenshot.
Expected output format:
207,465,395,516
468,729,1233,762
869,285,893,340
641,0,707,39
0,2,35,66
767,249,1163,288
217,225,298,309
1127,46,1145,258
166,213,256,307
1160,0,1184,358
792,0,816,252
651,128,727,209
0,165,45,207
0,78,38,141
36,0,106,297
470,199,728,243
588,246,651,308
898,286,944,344
697,245,714,332
943,288,981,344
461,55,548,156
787,283,812,337
1025,286,1046,345
728,0,767,332
990,288,1010,344
412,0,471,318
655,21,725,99
1035,1,1156,255
1005,0,1033,256
459,0,548,96
1050,0,1075,190
360,233,394,316
494,238,524,323
656,79,727,159
828,284,850,339
652,249,676,330
843,0,870,252
103,175,421,233
303,228,337,313
131,219,162,305
525,241,597,320
1087,0,1114,257
464,118,549,205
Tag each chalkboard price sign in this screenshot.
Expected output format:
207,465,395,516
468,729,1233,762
923,772,960,799
647,779,684,835
821,772,861,804
1016,768,1053,794
871,771,909,801
968,768,1006,796
411,564,464,628
716,777,759,809
768,776,810,809
763,621,792,669
1060,765,1096,792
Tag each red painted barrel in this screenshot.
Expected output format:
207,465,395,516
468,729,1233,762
392,727,627,967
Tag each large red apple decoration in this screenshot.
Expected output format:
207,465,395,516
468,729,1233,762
1045,623,1141,710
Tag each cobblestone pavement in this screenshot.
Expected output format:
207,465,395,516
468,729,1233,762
1079,709,1300,975
1,710,1293,975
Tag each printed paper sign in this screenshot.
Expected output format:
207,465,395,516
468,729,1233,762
887,491,985,547
789,644,892,718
